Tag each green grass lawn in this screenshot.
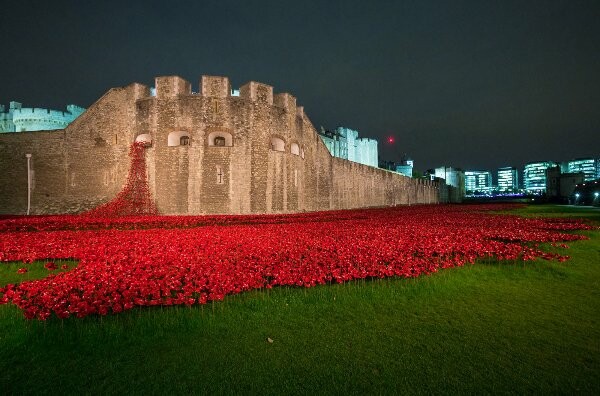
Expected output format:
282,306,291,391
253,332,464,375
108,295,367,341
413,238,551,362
1,205,599,394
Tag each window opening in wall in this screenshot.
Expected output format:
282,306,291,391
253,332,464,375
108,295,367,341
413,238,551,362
135,133,152,147
168,131,189,147
180,136,190,146
216,165,224,184
271,137,285,152
291,142,300,155
208,131,233,147
214,136,226,146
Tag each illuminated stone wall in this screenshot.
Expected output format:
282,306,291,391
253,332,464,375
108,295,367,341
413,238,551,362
318,126,378,168
0,102,84,132
0,75,442,215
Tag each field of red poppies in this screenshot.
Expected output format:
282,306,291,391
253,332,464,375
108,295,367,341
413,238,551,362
0,204,593,320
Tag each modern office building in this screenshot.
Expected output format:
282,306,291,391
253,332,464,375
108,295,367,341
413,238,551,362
566,158,599,181
497,167,519,192
523,161,557,193
464,170,493,194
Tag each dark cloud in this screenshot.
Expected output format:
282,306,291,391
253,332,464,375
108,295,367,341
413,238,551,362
1,0,598,171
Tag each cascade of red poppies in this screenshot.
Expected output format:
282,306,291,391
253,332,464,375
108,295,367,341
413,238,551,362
0,204,594,320
85,142,157,216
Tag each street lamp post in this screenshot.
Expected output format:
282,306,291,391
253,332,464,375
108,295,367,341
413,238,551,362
26,154,32,215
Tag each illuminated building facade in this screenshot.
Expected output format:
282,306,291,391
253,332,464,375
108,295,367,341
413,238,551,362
0,102,85,132
317,126,378,167
0,74,441,215
433,167,464,189
566,158,599,181
379,156,414,177
395,155,414,177
523,161,557,193
464,170,493,194
497,167,519,192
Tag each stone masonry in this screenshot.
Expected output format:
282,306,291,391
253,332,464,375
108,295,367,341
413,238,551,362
0,75,441,215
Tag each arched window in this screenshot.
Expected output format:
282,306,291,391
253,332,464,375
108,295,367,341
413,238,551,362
271,137,285,152
168,131,190,147
208,131,233,147
291,142,300,155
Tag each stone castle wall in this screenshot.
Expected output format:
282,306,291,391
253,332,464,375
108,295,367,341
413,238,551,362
1,103,85,133
0,75,441,215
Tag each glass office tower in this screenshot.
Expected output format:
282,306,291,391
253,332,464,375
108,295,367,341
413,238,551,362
524,161,556,193
567,158,599,181
464,170,493,194
497,167,519,192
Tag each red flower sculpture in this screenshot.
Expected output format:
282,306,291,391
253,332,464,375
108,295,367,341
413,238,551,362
0,203,594,320
84,142,157,217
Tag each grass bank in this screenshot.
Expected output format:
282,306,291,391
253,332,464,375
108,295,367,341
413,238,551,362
0,205,598,394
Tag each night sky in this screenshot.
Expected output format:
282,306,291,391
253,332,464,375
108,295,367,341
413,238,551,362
1,0,598,172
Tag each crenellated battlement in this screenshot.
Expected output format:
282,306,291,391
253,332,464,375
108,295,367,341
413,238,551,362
273,93,297,112
201,76,231,98
149,75,305,115
1,103,86,132
0,72,444,216
154,76,191,98
13,107,79,120
66,104,86,116
357,137,378,144
238,81,273,105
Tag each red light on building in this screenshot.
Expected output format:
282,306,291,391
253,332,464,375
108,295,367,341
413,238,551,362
387,136,394,144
